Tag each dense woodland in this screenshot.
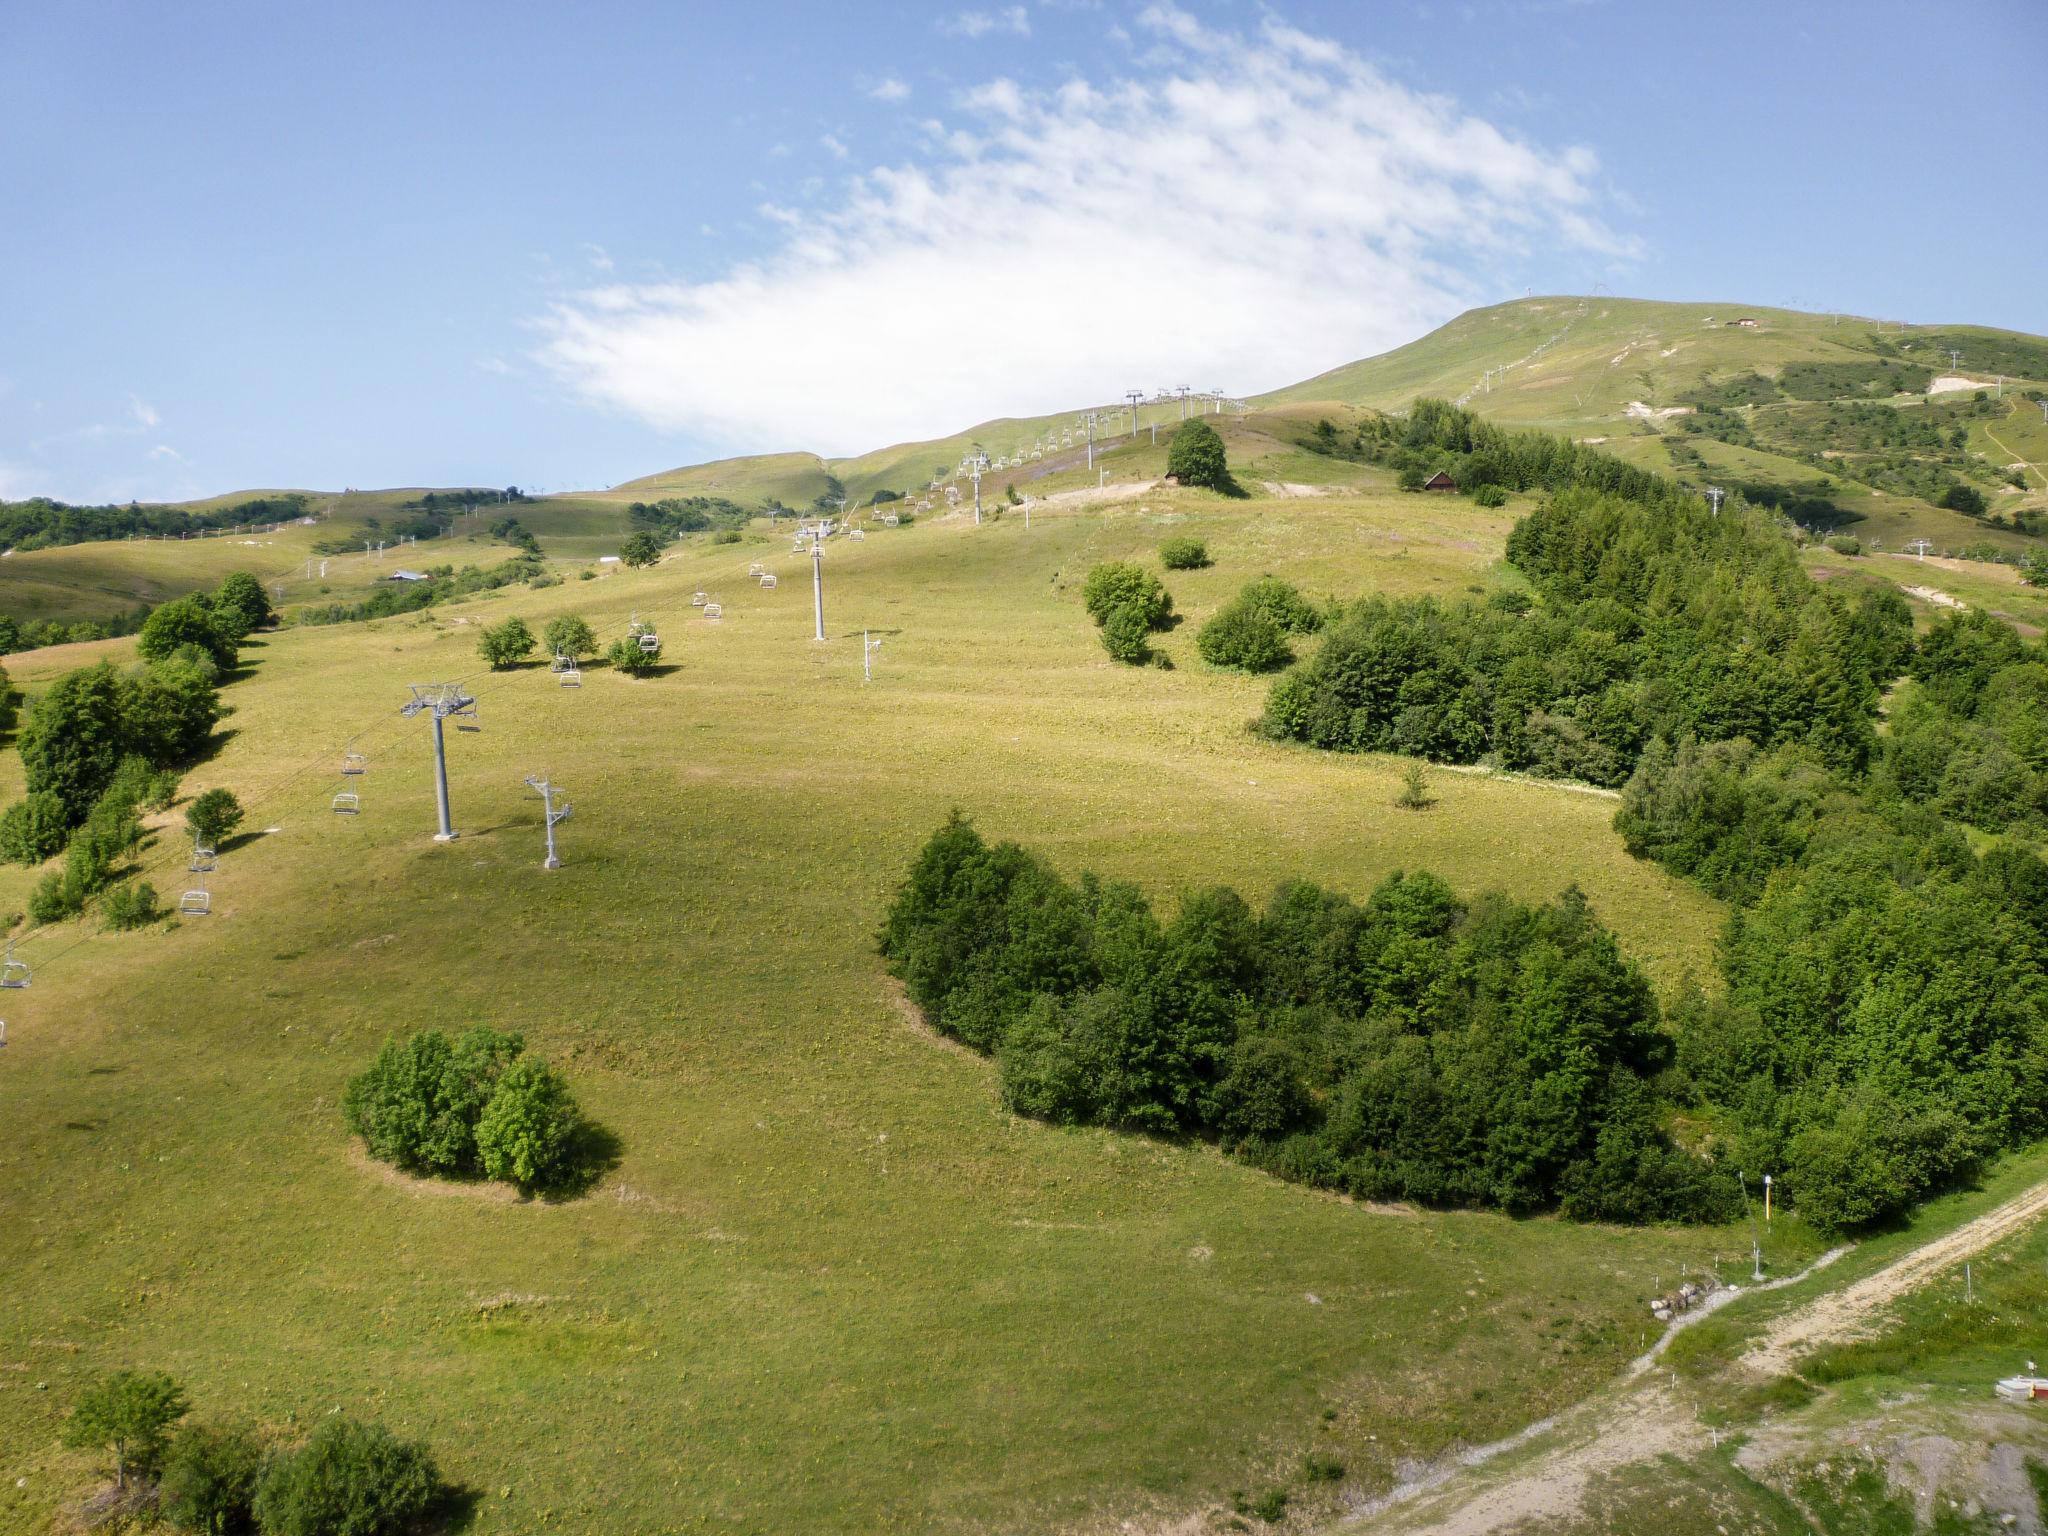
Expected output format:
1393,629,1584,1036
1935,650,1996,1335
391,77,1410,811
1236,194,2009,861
0,493,308,552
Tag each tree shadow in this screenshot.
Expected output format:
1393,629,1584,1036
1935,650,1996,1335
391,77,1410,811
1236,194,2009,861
1213,472,1253,500
421,1479,484,1533
534,1119,624,1203
190,727,242,765
619,663,682,679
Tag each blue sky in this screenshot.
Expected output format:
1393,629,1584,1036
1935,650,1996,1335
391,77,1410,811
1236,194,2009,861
2,0,2042,503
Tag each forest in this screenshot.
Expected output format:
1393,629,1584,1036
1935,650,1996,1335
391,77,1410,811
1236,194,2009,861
0,493,308,552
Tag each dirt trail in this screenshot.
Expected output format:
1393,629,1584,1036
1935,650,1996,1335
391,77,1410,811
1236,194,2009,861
1333,1175,2048,1535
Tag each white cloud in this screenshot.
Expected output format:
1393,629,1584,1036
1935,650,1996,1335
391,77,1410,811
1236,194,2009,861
941,6,1030,39
535,5,1631,457
582,243,615,272
869,76,911,102
820,132,849,159
147,443,183,462
129,395,160,428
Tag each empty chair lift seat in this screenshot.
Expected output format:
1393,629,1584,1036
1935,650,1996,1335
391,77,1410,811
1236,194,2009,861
1995,1377,2048,1402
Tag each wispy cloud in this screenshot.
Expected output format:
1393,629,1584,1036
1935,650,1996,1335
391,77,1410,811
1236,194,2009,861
147,444,183,462
582,243,615,272
869,76,911,102
940,6,1030,39
129,394,160,428
535,4,1631,456
820,132,849,159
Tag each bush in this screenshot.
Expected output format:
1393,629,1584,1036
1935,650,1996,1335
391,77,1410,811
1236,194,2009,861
1472,483,1508,508
1099,602,1155,665
341,1026,524,1178
475,1056,585,1193
1159,536,1210,569
477,617,535,670
63,1370,188,1488
1238,576,1322,634
102,881,162,931
1195,601,1291,671
541,614,596,661
185,788,244,847
607,635,661,675
1940,483,1988,517
1081,562,1171,628
1824,534,1863,556
211,571,274,636
161,1421,264,1534
252,1418,439,1536
0,791,70,864
1395,762,1434,809
712,528,743,544
1166,420,1229,489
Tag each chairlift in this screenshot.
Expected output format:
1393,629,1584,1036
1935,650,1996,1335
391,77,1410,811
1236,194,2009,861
691,591,708,607
850,529,865,541
760,573,777,588
1,944,28,989
332,789,360,815
190,842,217,874
748,562,765,576
627,613,646,636
638,628,660,653
704,602,723,621
341,750,367,776
180,876,211,916
559,658,582,687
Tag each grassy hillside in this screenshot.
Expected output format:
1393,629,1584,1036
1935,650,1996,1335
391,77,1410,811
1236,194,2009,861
0,472,1785,1534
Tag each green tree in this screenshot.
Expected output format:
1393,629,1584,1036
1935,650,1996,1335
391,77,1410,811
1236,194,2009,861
1099,602,1154,665
18,660,129,824
619,530,665,567
123,654,225,766
1080,562,1171,628
0,790,70,864
211,571,274,635
184,788,244,847
63,1370,188,1488
138,595,236,669
0,658,15,735
477,616,536,670
1159,536,1209,569
1166,419,1229,489
607,635,661,674
1395,762,1434,809
542,614,596,661
252,1418,439,1536
342,1026,524,1178
476,1056,585,1192
160,1421,265,1535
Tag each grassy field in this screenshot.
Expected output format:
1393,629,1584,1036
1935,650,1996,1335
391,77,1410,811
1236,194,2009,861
0,474,1760,1534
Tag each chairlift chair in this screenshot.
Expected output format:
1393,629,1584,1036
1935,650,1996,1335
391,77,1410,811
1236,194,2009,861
850,529,864,540
704,602,723,621
692,591,708,607
559,657,582,687
748,562,764,576
180,875,211,916
1,945,28,989
638,629,660,654
332,789,360,815
190,842,217,874
341,750,367,776
760,573,777,588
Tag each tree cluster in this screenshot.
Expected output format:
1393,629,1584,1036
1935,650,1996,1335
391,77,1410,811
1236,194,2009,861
880,817,1733,1221
63,1367,444,1536
342,1026,593,1195
1196,577,1322,673
0,493,307,553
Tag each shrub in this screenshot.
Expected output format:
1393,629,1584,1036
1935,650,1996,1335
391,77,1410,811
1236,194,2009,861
1940,483,1988,516
160,1421,265,1535
1099,602,1155,665
1195,601,1291,671
477,617,535,669
607,635,661,675
1159,536,1210,569
63,1370,188,1488
476,1056,585,1193
0,791,70,864
1824,534,1863,556
341,1026,525,1178
541,614,596,661
1166,419,1229,489
1238,576,1322,634
1395,762,1434,809
102,881,162,931
712,528,743,544
106,753,180,813
252,1418,439,1536
1472,483,1508,508
1081,561,1171,628
185,788,244,847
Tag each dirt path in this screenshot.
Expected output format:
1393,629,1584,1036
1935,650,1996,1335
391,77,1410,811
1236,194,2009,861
1333,1174,2048,1535
1984,405,2044,491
